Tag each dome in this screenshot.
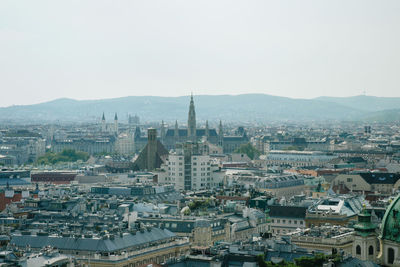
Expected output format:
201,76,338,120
380,195,400,242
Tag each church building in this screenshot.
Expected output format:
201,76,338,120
156,95,249,153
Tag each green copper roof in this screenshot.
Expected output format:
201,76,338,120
380,194,400,242
354,209,376,237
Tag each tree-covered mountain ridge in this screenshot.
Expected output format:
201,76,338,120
1,94,399,123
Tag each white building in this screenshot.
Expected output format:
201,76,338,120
115,133,135,155
166,153,212,191
262,150,337,167
158,142,223,191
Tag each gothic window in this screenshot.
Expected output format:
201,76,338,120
369,245,374,255
356,245,361,255
388,248,395,264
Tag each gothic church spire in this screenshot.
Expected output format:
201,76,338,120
188,93,196,141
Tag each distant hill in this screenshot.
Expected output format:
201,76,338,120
315,95,400,112
0,94,399,124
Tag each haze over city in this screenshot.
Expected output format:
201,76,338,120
1,0,400,107
2,2,400,267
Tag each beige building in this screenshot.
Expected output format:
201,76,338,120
192,219,231,247
138,217,231,247
291,228,354,255
332,173,400,195
268,206,307,236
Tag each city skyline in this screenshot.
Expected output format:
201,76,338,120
2,1,400,266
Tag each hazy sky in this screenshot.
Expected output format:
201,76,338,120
1,1,399,107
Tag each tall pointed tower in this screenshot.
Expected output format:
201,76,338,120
187,94,196,141
114,113,118,134
101,112,106,132
218,120,224,147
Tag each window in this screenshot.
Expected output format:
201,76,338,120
347,177,353,182
369,245,374,255
388,248,395,264
356,245,361,255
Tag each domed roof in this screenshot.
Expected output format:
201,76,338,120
380,194,400,242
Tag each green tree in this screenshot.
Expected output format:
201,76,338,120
36,149,89,165
234,143,260,160
294,254,327,267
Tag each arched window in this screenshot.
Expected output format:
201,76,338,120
356,245,361,255
369,245,374,255
388,248,395,264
